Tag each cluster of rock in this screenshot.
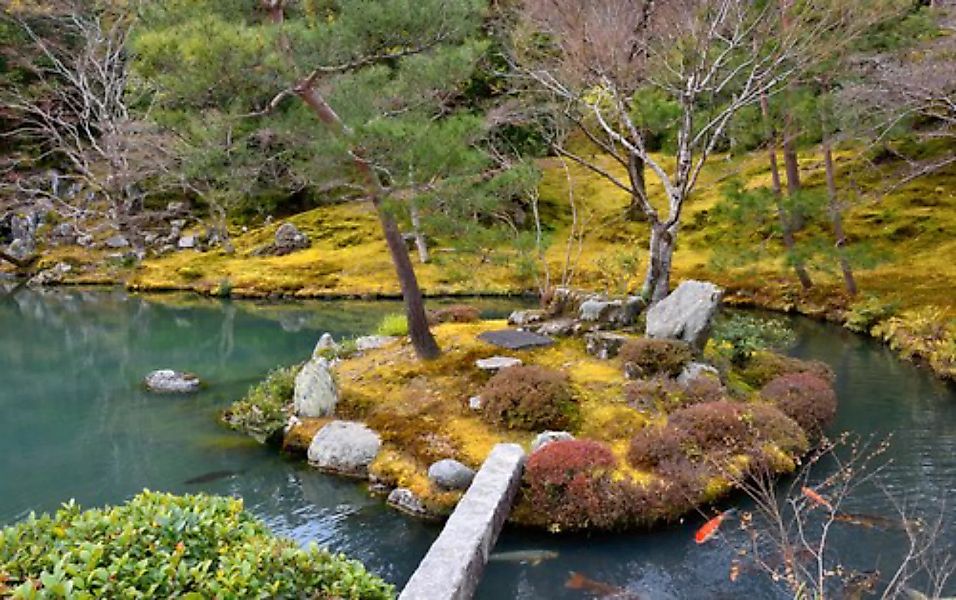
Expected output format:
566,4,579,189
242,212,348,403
253,222,310,256
508,288,646,338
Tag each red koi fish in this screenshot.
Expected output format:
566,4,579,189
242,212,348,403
802,486,834,511
694,508,737,544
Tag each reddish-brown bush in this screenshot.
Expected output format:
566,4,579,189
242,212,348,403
427,304,480,325
668,401,750,456
480,365,577,430
679,375,725,407
523,439,622,530
623,376,681,412
745,403,809,458
627,425,691,470
619,338,693,379
760,373,837,437
739,352,835,388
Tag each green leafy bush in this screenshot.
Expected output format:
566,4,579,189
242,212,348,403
619,338,693,379
844,296,898,333
223,365,298,442
375,313,408,337
0,491,393,599
711,314,795,365
480,365,577,430
761,373,838,438
736,351,835,389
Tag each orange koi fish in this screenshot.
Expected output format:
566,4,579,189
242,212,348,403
565,572,643,599
694,508,737,544
801,486,834,511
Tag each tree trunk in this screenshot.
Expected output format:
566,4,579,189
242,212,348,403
296,82,439,359
822,138,857,296
782,120,805,231
625,154,647,221
408,202,429,264
761,94,813,290
642,221,675,303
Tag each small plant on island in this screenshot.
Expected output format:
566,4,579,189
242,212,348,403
376,313,409,337
711,314,796,366
619,338,694,379
0,491,392,599
222,365,297,442
479,365,578,431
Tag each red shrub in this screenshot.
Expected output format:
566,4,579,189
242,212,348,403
668,400,751,456
523,439,622,530
627,425,690,470
760,373,837,437
427,304,480,325
745,403,809,458
480,365,577,430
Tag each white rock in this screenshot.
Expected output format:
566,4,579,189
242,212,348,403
355,335,397,352
387,487,429,517
294,356,338,417
468,395,483,411
645,280,723,352
677,362,721,387
313,332,338,357
307,420,381,477
530,431,574,453
144,369,201,394
475,356,522,371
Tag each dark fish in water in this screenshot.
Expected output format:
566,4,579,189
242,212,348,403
184,469,240,485
841,570,880,600
565,572,643,599
489,550,558,566
904,588,956,600
833,511,922,531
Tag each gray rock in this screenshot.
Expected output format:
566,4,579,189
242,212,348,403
468,395,483,411
170,219,186,229
7,238,35,261
307,420,381,477
27,262,71,287
534,318,577,337
508,309,545,327
428,459,476,491
531,430,574,453
50,222,76,244
177,234,197,250
477,329,554,350
144,369,201,394
578,298,615,322
645,280,723,352
166,201,187,214
312,332,338,357
355,335,397,351
10,211,37,243
585,331,630,359
677,361,721,387
387,487,430,517
294,356,338,418
274,222,310,255
105,234,129,249
76,234,94,247
475,356,522,371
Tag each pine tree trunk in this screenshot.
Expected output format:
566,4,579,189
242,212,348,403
761,94,813,290
296,82,440,359
822,138,857,296
408,202,430,264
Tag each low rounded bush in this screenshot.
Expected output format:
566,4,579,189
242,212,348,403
480,365,577,430
627,424,690,470
668,400,750,456
619,338,693,379
427,304,480,325
523,439,621,530
0,491,392,599
738,351,835,388
761,372,837,437
222,364,297,442
623,376,681,412
745,403,809,458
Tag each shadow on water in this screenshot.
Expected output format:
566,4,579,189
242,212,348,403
1,289,954,597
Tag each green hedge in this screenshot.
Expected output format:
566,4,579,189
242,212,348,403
0,491,394,599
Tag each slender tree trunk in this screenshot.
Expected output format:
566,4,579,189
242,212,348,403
822,137,857,296
408,202,429,264
761,94,813,290
642,220,674,302
782,113,805,231
296,83,440,359
625,154,647,221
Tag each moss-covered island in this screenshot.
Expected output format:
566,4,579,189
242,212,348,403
226,299,838,533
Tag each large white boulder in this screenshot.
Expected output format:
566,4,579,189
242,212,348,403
294,356,338,417
307,420,381,477
645,280,723,352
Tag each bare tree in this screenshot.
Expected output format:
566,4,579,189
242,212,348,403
510,0,898,302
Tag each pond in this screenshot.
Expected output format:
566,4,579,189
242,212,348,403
1,288,953,598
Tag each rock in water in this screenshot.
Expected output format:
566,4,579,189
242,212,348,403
144,369,201,393
307,421,381,477
645,280,723,352
294,356,338,417
530,431,574,453
387,487,430,517
428,459,475,491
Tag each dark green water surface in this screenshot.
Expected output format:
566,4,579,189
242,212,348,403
1,289,953,598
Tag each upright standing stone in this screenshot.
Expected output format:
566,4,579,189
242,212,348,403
294,356,338,417
399,444,526,600
645,280,723,352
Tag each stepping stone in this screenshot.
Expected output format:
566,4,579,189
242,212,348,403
475,356,522,371
477,329,554,350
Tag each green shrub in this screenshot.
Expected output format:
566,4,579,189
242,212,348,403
761,373,838,438
375,313,408,337
844,296,898,333
619,338,693,379
480,365,578,430
0,491,393,599
711,314,795,365
223,365,298,442
316,338,359,361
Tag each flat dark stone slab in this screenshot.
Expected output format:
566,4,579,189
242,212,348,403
478,329,554,350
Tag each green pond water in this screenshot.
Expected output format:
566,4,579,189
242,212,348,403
1,288,954,598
